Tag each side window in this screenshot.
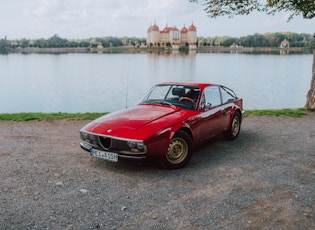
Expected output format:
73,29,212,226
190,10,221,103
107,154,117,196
221,87,236,104
203,86,221,108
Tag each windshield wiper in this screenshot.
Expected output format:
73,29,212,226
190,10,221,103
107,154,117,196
152,100,177,109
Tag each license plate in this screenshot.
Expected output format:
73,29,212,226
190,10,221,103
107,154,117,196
90,148,118,162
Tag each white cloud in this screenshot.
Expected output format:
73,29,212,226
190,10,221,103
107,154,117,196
1,0,314,39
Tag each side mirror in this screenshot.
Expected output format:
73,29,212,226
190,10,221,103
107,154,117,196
205,103,212,110
201,102,212,110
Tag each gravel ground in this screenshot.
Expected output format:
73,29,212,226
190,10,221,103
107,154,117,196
0,113,314,230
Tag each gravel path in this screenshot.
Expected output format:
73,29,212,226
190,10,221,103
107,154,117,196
0,113,314,229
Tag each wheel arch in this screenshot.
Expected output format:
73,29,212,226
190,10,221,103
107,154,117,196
177,126,193,141
229,106,243,123
161,126,194,169
145,123,193,158
234,109,242,122
224,108,242,140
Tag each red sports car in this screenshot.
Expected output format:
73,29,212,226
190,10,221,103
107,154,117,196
80,82,244,169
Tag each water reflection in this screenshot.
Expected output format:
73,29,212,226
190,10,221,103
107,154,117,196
0,53,312,113
146,49,197,57
280,49,290,55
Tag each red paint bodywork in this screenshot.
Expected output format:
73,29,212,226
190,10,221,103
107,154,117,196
81,82,244,159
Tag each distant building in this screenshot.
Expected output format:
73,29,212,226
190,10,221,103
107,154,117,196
280,39,290,48
147,23,197,49
96,43,103,49
10,41,18,46
230,43,243,48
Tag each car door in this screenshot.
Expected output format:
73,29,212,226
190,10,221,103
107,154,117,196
199,86,226,140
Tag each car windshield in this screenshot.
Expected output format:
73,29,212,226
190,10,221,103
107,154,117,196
139,84,201,110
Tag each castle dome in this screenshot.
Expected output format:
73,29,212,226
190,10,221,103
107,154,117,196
149,24,159,32
188,24,196,31
181,26,188,33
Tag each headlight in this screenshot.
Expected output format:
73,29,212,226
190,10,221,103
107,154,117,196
136,142,145,150
127,141,136,148
80,132,97,144
80,132,89,140
127,141,146,152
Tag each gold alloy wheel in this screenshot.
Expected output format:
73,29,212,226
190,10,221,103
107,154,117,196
231,116,240,137
166,137,188,164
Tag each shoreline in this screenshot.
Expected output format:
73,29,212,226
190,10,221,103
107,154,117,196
9,46,310,54
0,109,312,121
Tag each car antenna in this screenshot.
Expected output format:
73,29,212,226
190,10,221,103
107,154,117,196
125,78,129,108
125,55,130,108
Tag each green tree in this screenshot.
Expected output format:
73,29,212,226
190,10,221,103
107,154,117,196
190,0,315,109
19,38,29,48
48,34,67,47
0,39,9,54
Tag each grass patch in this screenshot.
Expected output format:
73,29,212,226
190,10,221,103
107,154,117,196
0,112,107,121
0,108,312,121
244,108,312,117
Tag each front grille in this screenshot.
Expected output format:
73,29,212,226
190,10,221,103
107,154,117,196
81,132,145,154
99,136,112,150
81,133,146,159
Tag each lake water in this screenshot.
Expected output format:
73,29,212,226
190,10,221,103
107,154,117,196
0,52,312,113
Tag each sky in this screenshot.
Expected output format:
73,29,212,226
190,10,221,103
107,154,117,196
1,0,315,40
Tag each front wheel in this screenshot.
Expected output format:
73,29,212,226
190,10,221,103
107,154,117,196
224,112,241,140
160,131,192,169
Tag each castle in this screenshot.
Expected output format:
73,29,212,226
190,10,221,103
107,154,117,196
147,23,197,49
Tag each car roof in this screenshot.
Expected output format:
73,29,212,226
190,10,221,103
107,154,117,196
158,82,216,89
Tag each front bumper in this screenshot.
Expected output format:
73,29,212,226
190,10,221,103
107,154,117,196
80,142,147,160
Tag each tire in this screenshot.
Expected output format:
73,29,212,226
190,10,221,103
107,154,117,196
224,112,241,140
160,131,192,169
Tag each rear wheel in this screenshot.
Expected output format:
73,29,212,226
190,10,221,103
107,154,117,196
160,131,192,169
224,112,241,140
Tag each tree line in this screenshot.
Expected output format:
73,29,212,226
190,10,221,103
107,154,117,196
0,32,313,54
198,32,313,49
0,34,147,53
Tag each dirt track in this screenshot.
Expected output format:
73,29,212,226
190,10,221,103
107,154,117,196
0,113,314,229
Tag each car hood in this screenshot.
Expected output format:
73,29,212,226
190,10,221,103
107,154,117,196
81,104,182,139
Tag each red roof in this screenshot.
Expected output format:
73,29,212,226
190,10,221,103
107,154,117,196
147,24,159,32
181,27,188,33
188,24,196,31
161,26,179,33
281,39,289,44
148,23,196,33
